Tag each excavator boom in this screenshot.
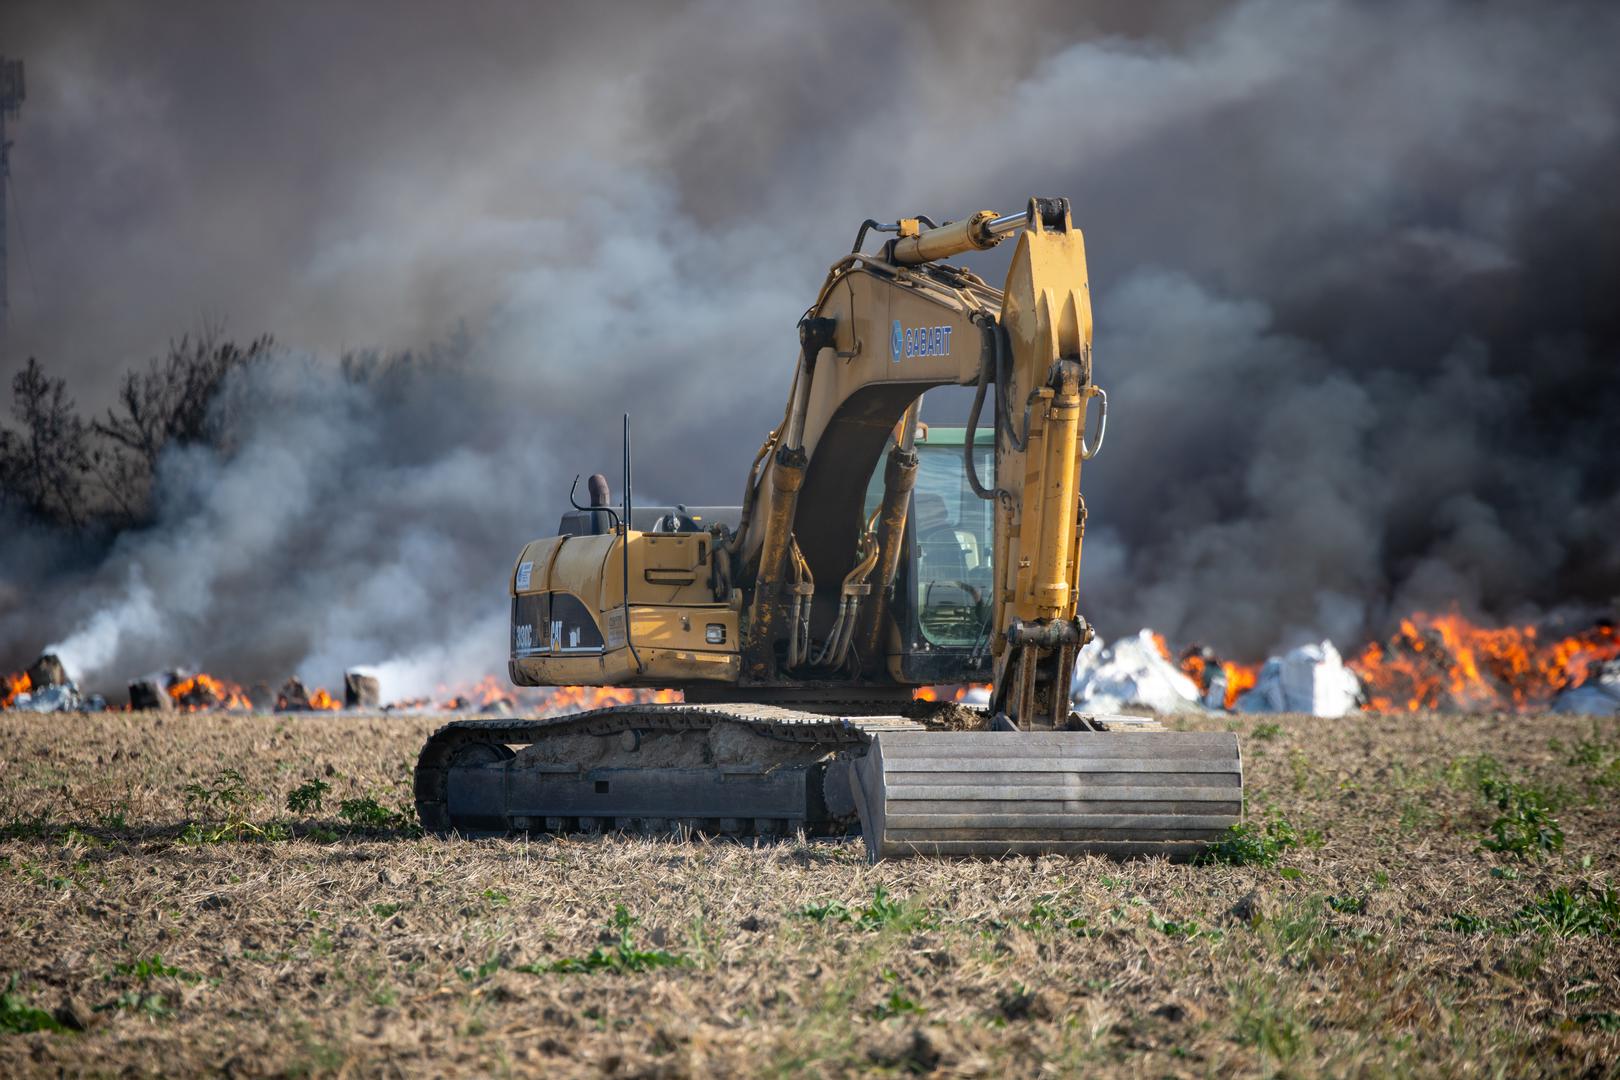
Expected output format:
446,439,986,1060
414,197,1243,859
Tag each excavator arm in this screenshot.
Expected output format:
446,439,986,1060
734,197,1104,729
984,198,1099,729
724,197,1242,859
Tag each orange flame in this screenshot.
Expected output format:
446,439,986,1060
1348,613,1618,712
536,685,681,715
1165,613,1615,713
1163,633,1265,708
7,610,1607,718
272,680,343,711
383,682,679,713
432,673,524,711
1220,662,1258,709
1176,652,1259,710
2,671,32,709
913,684,988,703
1150,633,1171,662
167,673,254,711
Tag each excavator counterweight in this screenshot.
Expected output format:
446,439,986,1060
415,198,1244,860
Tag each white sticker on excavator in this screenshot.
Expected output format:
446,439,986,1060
515,561,533,590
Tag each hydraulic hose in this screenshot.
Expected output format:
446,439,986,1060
964,323,1007,503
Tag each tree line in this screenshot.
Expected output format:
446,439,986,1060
1,324,476,533
0,332,276,531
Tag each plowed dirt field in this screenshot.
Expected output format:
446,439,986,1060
2,711,1618,1076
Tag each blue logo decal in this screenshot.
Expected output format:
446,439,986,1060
891,322,955,361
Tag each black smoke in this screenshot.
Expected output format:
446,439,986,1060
1,0,1616,695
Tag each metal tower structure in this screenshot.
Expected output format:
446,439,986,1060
0,57,24,350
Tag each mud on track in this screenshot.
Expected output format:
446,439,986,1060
1,710,1618,1076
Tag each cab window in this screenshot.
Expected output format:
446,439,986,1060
865,433,994,647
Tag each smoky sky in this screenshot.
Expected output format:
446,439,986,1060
1,0,1617,695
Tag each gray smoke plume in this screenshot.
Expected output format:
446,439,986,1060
2,0,1617,696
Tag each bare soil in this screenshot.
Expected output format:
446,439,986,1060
2,709,1618,1077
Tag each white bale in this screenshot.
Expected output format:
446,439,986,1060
12,683,86,713
1071,629,1204,715
1550,661,1620,716
1233,640,1360,717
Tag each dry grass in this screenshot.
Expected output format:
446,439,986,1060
1,709,1618,1077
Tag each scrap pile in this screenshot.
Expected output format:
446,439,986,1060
1067,613,1620,717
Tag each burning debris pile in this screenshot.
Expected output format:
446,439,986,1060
1065,632,1361,718
1071,630,1204,716
1231,642,1360,717
1,654,104,713
128,672,255,712
1065,613,1620,718
4,614,1616,719
1552,660,1620,715
125,671,333,713
0,654,678,717
272,679,343,712
1348,615,1620,713
1174,645,1258,710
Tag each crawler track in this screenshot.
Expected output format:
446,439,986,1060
413,702,923,838
414,702,1244,861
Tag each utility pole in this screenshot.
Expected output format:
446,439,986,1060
0,57,24,352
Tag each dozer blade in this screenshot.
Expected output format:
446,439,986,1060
849,728,1242,862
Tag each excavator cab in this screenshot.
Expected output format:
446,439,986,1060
864,426,996,681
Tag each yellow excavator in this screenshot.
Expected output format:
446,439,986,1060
414,198,1242,860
